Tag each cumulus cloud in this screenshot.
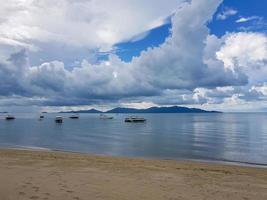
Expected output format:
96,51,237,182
0,0,267,111
0,50,28,96
216,32,267,84
0,0,180,52
189,32,267,110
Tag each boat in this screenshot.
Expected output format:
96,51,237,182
99,114,113,119
5,115,15,120
124,116,146,123
69,114,79,119
55,116,63,123
39,115,44,119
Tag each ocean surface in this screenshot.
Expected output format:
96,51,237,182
0,113,267,165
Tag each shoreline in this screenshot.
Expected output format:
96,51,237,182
0,148,267,200
1,146,267,169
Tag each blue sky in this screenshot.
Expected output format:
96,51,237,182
115,23,171,62
0,0,267,112
115,0,267,63
210,0,267,36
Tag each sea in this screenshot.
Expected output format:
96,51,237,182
0,113,267,166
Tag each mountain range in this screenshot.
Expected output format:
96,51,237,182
60,106,221,113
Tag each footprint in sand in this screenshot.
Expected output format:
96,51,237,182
42,193,50,200
18,191,26,196
32,186,40,192
30,195,39,199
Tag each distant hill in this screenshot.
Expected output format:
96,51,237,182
60,106,221,113
106,106,221,113
60,109,102,113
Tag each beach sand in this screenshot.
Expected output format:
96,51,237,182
0,149,266,200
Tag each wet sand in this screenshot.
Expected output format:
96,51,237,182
0,149,266,200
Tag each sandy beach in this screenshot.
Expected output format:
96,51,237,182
0,149,266,200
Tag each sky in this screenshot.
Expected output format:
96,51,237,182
0,0,267,112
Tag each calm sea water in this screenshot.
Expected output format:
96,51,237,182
0,113,267,165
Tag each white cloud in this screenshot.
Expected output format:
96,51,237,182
216,32,267,84
236,16,267,33
216,7,237,20
190,32,267,110
0,0,228,103
236,16,262,23
250,84,267,96
121,101,157,109
0,0,180,52
1,0,267,111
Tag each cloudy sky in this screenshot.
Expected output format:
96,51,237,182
0,0,267,112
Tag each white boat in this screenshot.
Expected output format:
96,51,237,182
69,114,79,119
99,114,113,119
125,116,146,123
55,116,63,123
5,115,15,120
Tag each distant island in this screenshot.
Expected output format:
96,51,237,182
59,106,221,114
60,109,102,114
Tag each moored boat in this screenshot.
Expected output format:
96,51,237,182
55,116,63,123
69,115,79,119
124,116,146,123
99,114,113,119
5,115,15,120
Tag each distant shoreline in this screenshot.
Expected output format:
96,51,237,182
58,106,222,114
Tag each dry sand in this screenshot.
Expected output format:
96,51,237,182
0,149,266,200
